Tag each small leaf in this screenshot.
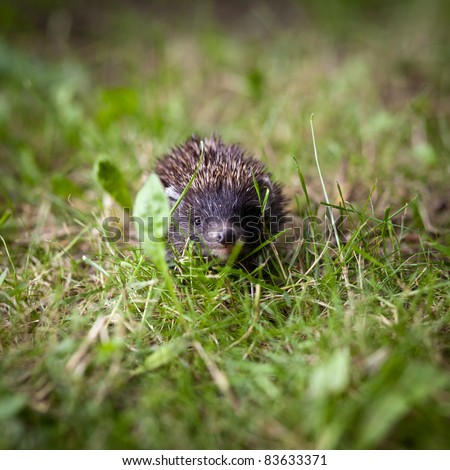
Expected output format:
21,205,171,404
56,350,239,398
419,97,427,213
133,173,170,239
133,173,170,263
95,157,132,208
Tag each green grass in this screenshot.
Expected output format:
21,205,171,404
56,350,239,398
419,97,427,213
1,0,449,449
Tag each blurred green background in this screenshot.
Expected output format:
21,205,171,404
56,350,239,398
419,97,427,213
1,0,449,213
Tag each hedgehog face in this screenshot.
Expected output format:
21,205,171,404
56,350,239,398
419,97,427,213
166,184,275,265
156,135,287,267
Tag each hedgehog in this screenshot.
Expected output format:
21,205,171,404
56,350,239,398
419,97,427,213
155,135,287,268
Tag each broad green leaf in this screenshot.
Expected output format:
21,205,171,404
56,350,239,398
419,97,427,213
133,173,170,263
95,157,132,208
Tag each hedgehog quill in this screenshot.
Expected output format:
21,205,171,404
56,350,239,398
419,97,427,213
155,135,287,268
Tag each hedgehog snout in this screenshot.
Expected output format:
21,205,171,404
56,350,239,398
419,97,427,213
205,221,238,246
215,227,237,246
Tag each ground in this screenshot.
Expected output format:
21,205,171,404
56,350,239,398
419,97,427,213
0,0,449,449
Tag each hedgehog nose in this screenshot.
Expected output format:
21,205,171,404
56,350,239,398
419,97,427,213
216,227,237,246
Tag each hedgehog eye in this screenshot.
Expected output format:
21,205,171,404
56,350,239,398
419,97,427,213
194,216,202,226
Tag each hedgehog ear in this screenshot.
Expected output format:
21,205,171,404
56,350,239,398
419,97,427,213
165,186,181,207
